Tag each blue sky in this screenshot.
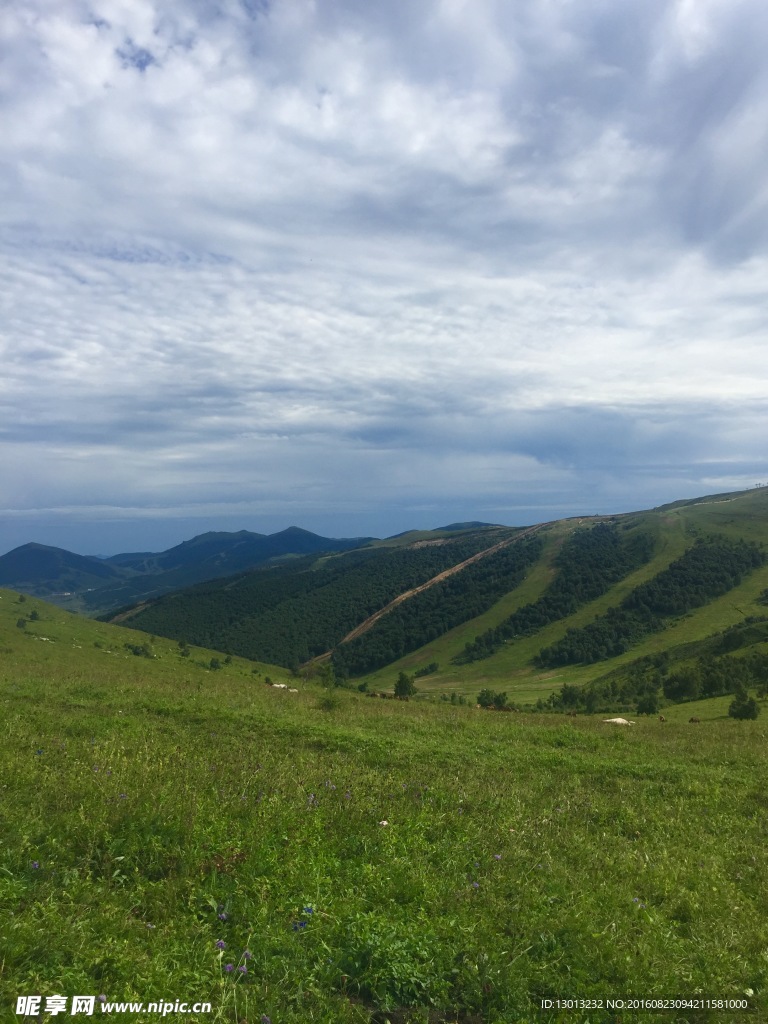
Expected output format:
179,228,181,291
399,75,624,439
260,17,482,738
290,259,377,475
2,0,768,555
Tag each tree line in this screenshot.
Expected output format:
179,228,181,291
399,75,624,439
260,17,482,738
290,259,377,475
124,533,506,668
331,536,543,677
453,523,654,664
536,537,765,668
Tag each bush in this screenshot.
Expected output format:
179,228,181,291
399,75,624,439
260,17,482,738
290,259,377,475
729,686,760,720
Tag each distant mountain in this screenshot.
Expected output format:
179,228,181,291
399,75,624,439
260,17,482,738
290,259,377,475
0,543,122,592
0,529,374,613
435,521,499,531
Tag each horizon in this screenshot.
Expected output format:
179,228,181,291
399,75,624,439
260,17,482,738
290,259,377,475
3,482,766,560
3,1,768,556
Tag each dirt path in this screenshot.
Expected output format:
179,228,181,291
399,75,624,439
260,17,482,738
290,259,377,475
305,523,547,666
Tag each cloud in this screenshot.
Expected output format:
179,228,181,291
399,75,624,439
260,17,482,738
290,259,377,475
1,0,768,552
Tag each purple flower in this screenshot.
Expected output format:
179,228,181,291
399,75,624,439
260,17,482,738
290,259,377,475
303,906,314,914
218,912,228,921
494,854,502,860
243,950,252,960
238,965,247,974
224,964,234,973
31,861,40,870
633,897,640,903
472,881,480,889
98,995,107,1004
261,1016,272,1024
215,940,226,950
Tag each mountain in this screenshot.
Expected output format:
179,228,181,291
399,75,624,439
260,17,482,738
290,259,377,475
0,542,122,593
0,528,374,614
108,488,768,702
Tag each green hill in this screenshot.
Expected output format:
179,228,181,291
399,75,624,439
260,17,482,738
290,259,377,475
102,489,768,715
0,528,374,615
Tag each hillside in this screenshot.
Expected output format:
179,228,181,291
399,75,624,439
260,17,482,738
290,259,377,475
0,528,373,615
104,489,768,713
0,587,765,1022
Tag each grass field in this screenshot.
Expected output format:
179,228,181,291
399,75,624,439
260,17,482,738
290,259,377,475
1,590,767,1023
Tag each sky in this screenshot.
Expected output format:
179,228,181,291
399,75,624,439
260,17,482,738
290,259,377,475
2,0,768,556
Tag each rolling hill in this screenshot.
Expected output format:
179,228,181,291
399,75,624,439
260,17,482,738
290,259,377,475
102,487,768,714
0,527,374,615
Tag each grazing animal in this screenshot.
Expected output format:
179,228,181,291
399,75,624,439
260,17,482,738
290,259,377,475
658,715,666,723
602,717,636,726
689,716,700,723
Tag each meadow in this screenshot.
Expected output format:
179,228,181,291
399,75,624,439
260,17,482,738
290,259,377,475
0,590,766,1023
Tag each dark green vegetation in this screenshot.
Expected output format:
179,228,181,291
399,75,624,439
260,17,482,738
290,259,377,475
454,523,654,664
0,528,373,615
537,537,765,667
1,590,766,1024
331,534,543,677
120,531,509,669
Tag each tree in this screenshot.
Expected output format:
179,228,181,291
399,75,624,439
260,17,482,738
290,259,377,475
394,671,416,698
637,692,660,715
729,685,760,720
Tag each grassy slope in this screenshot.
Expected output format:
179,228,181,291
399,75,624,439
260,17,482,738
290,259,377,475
1,589,766,1023
357,490,768,700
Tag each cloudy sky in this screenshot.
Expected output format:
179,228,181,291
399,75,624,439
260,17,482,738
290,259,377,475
2,0,768,555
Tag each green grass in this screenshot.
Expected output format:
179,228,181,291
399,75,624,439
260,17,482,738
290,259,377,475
1,590,767,1023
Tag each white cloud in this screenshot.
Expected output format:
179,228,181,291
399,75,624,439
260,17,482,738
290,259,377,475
1,0,768,552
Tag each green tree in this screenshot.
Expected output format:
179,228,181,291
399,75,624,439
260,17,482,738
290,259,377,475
394,671,416,698
729,685,760,720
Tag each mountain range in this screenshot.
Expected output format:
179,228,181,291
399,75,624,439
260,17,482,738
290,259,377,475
0,527,374,614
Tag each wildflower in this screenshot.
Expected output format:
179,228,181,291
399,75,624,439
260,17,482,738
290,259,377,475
119,793,127,799
378,820,389,826
238,965,247,974
494,854,502,860
472,881,480,889
215,940,226,950
302,906,314,915
243,950,252,960
218,912,228,921
146,923,155,929
32,861,40,870
292,921,307,931
35,749,43,755
633,897,640,903
261,1016,272,1024
224,964,234,973
97,996,107,1004
344,792,351,800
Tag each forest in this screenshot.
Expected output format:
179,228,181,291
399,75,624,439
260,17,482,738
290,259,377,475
536,537,765,667
453,523,654,664
331,535,543,676
121,532,505,667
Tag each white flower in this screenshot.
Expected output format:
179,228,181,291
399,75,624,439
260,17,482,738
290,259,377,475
378,820,389,826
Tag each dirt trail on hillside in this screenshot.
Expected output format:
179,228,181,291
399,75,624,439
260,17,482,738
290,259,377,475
305,523,547,666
